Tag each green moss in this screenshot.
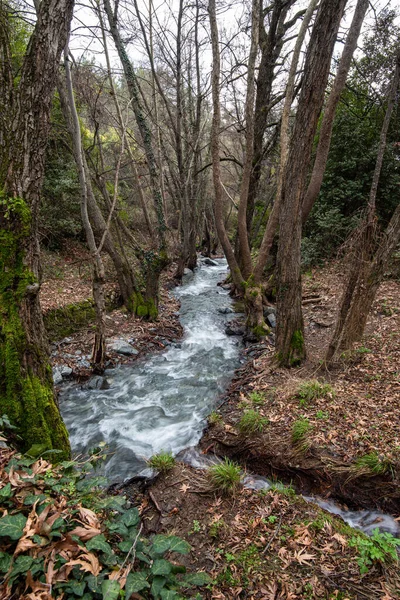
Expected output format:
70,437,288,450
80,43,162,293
131,292,158,320
252,324,270,339
44,300,96,341
0,194,70,460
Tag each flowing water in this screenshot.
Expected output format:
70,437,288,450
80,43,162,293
60,260,399,538
60,259,241,483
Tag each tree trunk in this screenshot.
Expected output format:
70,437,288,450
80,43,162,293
302,0,369,223
63,48,106,373
326,52,400,361
253,0,318,284
0,0,74,458
236,0,260,280
208,0,244,292
275,0,347,367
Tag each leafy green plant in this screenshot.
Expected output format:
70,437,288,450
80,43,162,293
291,418,311,446
148,451,176,473
0,441,212,599
349,529,400,574
355,346,372,354
354,452,391,475
296,379,334,407
238,410,269,434
209,519,225,539
316,410,330,420
208,459,241,493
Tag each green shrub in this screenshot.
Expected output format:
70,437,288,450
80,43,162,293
148,451,176,473
349,529,400,574
208,459,241,493
238,410,269,434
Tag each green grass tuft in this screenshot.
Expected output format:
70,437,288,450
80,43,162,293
238,410,269,434
208,458,241,493
354,452,391,475
296,379,334,407
148,451,176,473
291,417,311,445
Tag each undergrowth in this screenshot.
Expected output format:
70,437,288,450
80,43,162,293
0,430,211,599
296,379,334,407
349,528,400,574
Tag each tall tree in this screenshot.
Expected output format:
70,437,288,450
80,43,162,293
275,0,347,366
0,0,74,456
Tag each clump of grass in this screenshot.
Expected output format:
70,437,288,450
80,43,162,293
248,391,265,405
208,411,223,426
354,452,391,475
291,417,311,446
238,410,269,434
208,458,241,493
148,451,176,473
296,379,334,407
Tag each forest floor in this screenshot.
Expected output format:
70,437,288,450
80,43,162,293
38,246,400,599
40,242,183,379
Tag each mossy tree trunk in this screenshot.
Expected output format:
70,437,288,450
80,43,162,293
0,0,74,458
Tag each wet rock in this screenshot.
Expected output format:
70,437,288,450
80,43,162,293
203,258,219,266
225,323,245,336
263,306,276,317
217,307,234,314
183,268,194,277
110,340,139,356
266,313,276,328
78,359,91,369
52,365,72,384
82,376,110,390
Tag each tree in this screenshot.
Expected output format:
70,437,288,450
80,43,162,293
0,0,74,456
275,0,347,366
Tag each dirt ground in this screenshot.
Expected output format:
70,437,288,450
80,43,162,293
40,243,183,378
128,463,400,599
201,262,400,512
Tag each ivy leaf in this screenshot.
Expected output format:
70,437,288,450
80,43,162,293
180,572,213,586
122,508,139,527
125,571,151,594
118,540,132,553
152,535,191,556
0,483,12,499
160,590,182,600
0,513,27,540
86,534,113,555
101,579,120,600
0,552,12,573
151,575,166,597
151,559,173,576
67,579,86,596
10,555,33,577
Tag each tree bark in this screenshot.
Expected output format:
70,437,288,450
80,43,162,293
253,0,318,285
237,0,260,280
302,0,369,223
275,0,347,367
208,0,244,292
326,52,400,361
63,48,106,373
0,0,74,457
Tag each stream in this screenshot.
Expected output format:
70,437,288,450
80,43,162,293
59,259,399,539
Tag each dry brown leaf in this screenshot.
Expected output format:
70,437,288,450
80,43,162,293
69,526,102,541
78,506,100,528
67,552,101,576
